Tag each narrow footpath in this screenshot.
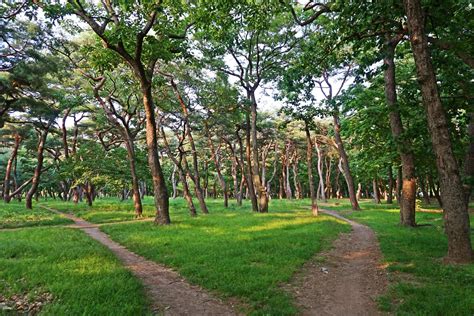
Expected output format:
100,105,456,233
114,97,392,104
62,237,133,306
40,206,238,316
285,209,388,316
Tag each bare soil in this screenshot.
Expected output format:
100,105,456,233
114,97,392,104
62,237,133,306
40,206,238,316
284,209,388,316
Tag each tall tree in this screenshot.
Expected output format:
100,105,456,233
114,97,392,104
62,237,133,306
403,0,473,263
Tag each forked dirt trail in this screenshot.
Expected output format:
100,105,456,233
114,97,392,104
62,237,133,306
40,206,237,316
285,209,388,316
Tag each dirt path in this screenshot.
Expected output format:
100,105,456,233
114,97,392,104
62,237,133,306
285,209,388,316
40,206,238,316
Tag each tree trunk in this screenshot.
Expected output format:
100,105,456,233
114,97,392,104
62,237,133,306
357,183,362,200
62,108,71,159
387,166,394,204
249,92,268,212
419,176,431,205
205,124,228,207
3,134,21,203
124,137,143,217
333,114,360,210
384,39,416,226
26,126,50,209
404,0,473,262
373,178,381,204
305,123,318,215
244,111,259,212
171,164,178,199
171,82,208,213
142,85,170,224
315,139,326,202
325,158,332,199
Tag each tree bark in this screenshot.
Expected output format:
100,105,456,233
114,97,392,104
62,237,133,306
249,91,269,212
305,123,318,215
387,166,394,204
3,133,21,203
404,0,473,262
244,112,259,212
315,138,326,202
170,80,208,213
26,124,51,209
384,39,416,226
333,114,360,210
373,178,381,204
142,85,170,224
205,123,228,207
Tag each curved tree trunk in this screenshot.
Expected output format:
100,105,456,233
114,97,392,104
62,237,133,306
245,111,259,212
315,139,326,202
384,40,416,226
333,114,360,210
305,123,318,215
26,126,50,209
249,92,268,212
142,85,170,224
3,134,21,203
404,0,473,263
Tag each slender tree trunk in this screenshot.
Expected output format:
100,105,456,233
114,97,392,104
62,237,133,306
373,178,381,204
325,158,332,199
384,39,416,226
26,126,50,209
124,137,143,217
419,176,431,205
161,127,197,216
305,123,318,215
62,108,71,159
142,85,170,224
3,134,21,203
171,164,178,199
244,112,259,212
205,125,228,207
171,82,208,213
249,92,268,212
357,183,362,200
315,139,326,202
333,114,360,210
387,166,394,204
292,159,302,199
404,0,473,262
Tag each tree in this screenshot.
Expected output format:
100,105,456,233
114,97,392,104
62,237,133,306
403,0,473,263
58,0,193,224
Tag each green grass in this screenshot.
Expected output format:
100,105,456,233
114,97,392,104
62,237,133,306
320,198,474,315
0,202,73,229
0,227,149,315
90,198,349,315
42,198,157,223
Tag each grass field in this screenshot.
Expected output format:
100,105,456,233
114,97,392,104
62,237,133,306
320,199,474,315
0,227,149,315
0,202,72,229
98,199,350,315
3,196,474,315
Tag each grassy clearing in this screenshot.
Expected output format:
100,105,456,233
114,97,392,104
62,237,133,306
0,202,72,229
0,227,149,315
42,198,156,223
93,198,350,315
320,198,474,315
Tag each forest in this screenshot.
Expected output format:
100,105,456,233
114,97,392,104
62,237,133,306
0,0,473,315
